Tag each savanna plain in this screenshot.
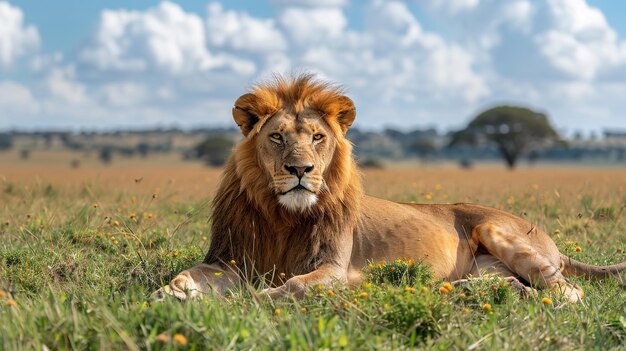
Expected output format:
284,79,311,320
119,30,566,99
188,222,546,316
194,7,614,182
1,151,625,350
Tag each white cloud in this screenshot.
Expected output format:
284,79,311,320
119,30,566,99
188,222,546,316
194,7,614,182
0,1,40,68
3,0,626,133
279,7,347,44
272,0,348,7
45,67,89,106
99,82,147,107
207,3,287,53
78,1,254,75
427,0,479,14
363,1,489,102
535,0,626,81
0,80,38,114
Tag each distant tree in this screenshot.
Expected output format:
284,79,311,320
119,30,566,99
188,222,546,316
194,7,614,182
136,142,150,158
407,138,438,159
99,147,113,164
358,157,384,169
449,105,561,169
20,149,30,160
70,159,81,169
0,133,13,151
194,136,235,166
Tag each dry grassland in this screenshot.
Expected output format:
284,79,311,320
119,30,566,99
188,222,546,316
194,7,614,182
1,150,625,350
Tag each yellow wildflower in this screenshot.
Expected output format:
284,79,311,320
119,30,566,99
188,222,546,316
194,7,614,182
156,333,169,344
542,297,553,305
173,334,187,346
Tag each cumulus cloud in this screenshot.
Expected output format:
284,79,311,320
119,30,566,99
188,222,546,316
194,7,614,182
3,0,626,133
426,0,480,14
45,67,90,105
207,3,287,53
279,7,348,44
78,1,254,75
0,81,38,114
272,0,348,8
535,0,626,81
0,1,40,68
99,82,147,107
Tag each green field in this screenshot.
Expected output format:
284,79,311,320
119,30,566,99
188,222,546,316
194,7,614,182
1,156,625,350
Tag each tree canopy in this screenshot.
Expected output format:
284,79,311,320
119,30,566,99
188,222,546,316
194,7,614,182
449,105,561,169
194,136,235,166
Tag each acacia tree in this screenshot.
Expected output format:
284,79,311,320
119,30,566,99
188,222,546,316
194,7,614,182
450,105,561,169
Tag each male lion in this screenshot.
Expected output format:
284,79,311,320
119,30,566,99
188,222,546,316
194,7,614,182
154,74,626,303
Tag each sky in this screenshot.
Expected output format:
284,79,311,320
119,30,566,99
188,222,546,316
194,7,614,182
1,0,626,136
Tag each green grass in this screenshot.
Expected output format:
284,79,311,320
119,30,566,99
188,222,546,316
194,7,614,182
1,174,625,350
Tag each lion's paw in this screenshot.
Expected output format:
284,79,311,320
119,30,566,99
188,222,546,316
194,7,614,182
151,272,202,301
261,286,288,300
262,279,307,299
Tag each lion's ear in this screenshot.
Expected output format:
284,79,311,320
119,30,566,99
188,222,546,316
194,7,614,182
335,96,356,134
233,93,261,136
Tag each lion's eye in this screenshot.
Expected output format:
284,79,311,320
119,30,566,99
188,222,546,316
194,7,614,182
313,134,324,142
270,133,283,142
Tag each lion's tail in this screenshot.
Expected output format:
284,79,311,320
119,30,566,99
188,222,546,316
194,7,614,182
561,254,626,279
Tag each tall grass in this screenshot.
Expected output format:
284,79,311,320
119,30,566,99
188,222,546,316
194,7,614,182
1,164,625,349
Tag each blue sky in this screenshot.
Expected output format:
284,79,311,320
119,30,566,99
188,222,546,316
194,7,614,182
2,0,626,135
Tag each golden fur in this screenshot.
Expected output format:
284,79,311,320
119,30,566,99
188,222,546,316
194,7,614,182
153,74,626,302
204,76,362,282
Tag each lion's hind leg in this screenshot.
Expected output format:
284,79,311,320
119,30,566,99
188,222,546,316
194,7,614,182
461,254,537,298
472,224,583,303
151,263,239,301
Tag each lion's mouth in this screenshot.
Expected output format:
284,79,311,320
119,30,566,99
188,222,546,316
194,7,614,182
282,184,312,195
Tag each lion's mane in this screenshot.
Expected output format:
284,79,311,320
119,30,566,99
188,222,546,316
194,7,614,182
203,75,363,283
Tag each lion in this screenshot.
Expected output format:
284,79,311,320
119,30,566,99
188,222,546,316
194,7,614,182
153,74,626,303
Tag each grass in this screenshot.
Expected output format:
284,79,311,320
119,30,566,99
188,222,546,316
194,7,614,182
1,156,625,350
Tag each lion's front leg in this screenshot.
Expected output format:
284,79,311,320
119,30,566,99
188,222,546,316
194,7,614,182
152,263,239,301
263,264,347,299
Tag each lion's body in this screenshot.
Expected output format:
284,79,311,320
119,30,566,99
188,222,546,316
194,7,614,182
353,198,559,282
154,75,626,303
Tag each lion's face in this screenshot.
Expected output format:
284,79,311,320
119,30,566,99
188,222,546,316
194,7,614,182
256,109,336,212
230,75,356,213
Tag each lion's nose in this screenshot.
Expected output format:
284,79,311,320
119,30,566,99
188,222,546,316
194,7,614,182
285,165,314,178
